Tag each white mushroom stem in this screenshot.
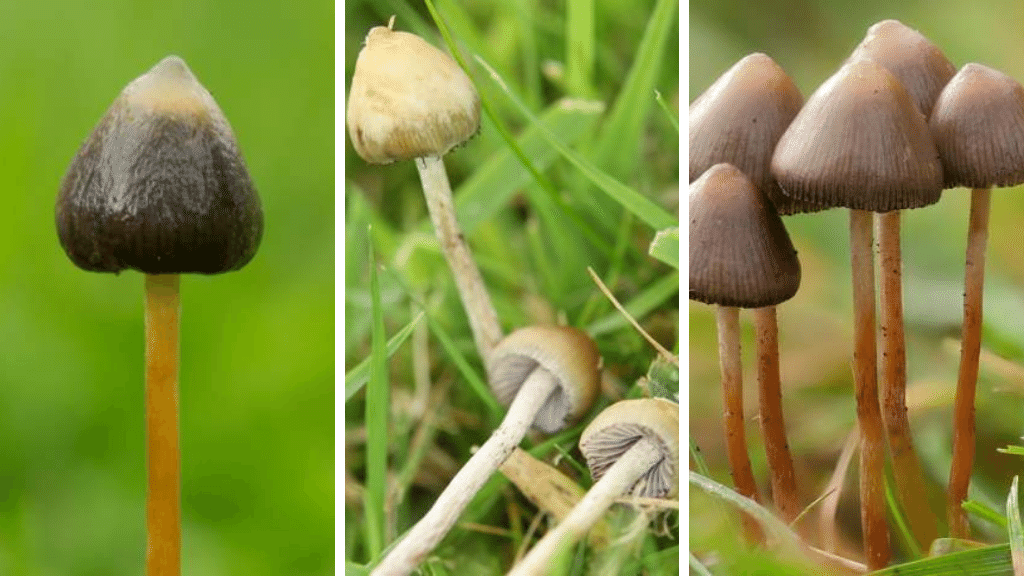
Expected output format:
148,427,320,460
372,367,558,576
415,155,503,364
505,437,664,576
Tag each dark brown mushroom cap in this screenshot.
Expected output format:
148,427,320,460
579,398,679,498
689,163,800,308
488,326,600,434
771,59,943,212
689,53,818,215
846,19,956,118
56,56,263,275
929,63,1024,189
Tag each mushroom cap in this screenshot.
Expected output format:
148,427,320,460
929,63,1024,189
846,19,956,118
488,325,600,434
347,20,481,164
689,163,801,308
771,58,943,212
56,55,263,275
579,398,679,498
689,53,817,215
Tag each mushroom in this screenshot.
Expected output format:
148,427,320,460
771,58,942,569
844,19,954,547
347,16,502,365
929,63,1024,538
689,163,801,537
56,56,263,575
372,325,600,576
689,54,808,531
506,398,679,576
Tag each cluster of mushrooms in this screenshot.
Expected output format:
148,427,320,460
348,17,679,576
690,19,1024,570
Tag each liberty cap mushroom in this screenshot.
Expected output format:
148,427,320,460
689,163,802,535
55,55,262,576
507,398,679,576
347,17,502,364
372,325,600,576
929,63,1024,538
772,58,943,569
844,19,955,548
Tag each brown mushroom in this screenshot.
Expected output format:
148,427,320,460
929,62,1024,538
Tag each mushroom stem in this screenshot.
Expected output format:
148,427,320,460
505,437,664,576
372,367,557,576
716,306,762,542
753,306,800,525
876,210,937,547
144,274,181,576
949,187,991,538
415,155,503,363
850,209,890,569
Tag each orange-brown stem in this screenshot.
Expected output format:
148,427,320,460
716,306,762,543
145,274,181,576
850,209,890,569
876,210,938,548
753,306,800,527
949,187,991,539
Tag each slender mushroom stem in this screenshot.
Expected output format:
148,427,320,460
372,368,557,576
415,155,503,364
876,210,937,547
753,306,800,525
716,306,762,542
505,438,664,576
949,187,991,538
850,209,890,569
144,274,181,576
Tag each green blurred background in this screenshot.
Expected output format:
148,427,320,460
0,1,333,574
691,0,1024,565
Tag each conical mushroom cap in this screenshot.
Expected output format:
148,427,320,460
930,63,1024,189
56,56,263,275
347,19,481,164
689,163,800,308
846,19,956,118
771,59,943,212
689,53,818,215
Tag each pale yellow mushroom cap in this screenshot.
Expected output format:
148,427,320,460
347,19,481,164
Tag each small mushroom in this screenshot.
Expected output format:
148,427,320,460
689,163,801,536
506,398,679,576
771,58,942,569
372,325,600,576
929,63,1024,538
347,17,502,365
56,55,262,576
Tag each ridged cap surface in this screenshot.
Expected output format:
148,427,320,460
689,163,800,308
771,59,943,211
930,63,1024,188
56,56,263,274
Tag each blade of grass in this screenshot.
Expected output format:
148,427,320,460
577,211,634,326
345,312,423,401
649,227,678,269
654,89,678,132
963,499,1009,530
886,475,924,558
423,311,503,421
565,0,595,97
365,227,388,560
587,272,679,336
475,54,676,231
867,544,1013,575
1008,476,1023,576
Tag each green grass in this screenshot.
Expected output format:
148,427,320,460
345,0,678,573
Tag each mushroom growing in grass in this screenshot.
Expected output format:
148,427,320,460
347,16,502,365
372,325,600,576
771,59,942,569
506,397,679,576
929,63,1024,538
845,18,955,547
689,163,801,536
56,56,263,576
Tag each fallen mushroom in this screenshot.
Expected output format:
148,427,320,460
372,325,600,576
506,397,679,576
56,55,263,576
